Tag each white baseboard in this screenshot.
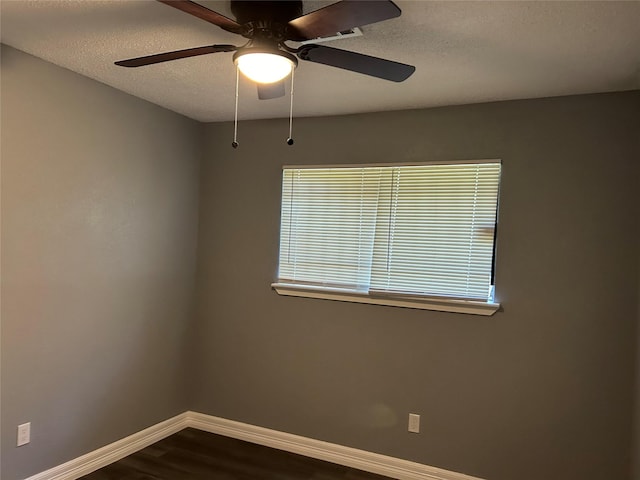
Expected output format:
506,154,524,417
26,411,484,480
186,411,483,480
25,413,188,480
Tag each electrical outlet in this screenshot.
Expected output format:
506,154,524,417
17,422,30,446
408,413,420,433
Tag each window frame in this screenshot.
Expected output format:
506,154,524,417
272,160,502,316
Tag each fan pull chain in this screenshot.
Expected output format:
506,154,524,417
232,66,239,148
286,68,295,146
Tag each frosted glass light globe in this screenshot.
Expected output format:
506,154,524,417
235,53,295,84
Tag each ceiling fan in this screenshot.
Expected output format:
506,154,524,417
115,0,415,100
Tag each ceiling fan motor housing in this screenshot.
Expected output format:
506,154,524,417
230,1,303,26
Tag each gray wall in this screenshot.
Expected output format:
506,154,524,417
1,46,202,480
194,92,640,480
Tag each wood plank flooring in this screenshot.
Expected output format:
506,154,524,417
79,428,394,480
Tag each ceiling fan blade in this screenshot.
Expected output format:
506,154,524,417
157,0,243,35
257,81,286,100
115,44,237,67
287,0,401,41
298,45,415,82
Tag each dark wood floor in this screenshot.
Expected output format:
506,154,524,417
80,428,394,480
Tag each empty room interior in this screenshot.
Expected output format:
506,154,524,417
1,1,639,480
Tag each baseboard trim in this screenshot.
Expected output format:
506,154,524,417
186,411,483,480
25,412,188,480
26,411,484,480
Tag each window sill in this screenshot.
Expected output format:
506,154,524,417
271,283,500,316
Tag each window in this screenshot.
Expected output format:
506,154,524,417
273,160,501,315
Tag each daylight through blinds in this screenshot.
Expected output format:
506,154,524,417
278,161,501,302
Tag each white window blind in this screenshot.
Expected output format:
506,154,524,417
276,161,501,308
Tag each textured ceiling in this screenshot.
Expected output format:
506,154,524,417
2,0,640,122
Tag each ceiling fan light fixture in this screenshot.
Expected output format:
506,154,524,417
233,50,297,84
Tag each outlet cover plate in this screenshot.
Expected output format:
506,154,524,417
17,422,30,446
408,414,420,433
